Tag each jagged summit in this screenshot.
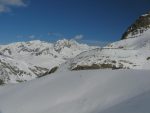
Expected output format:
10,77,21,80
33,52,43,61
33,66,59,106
54,39,89,53
121,11,150,40
0,39,91,56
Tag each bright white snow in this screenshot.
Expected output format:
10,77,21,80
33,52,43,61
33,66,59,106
0,70,150,113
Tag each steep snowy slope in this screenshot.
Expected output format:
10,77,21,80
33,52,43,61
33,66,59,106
0,39,95,84
0,70,150,113
101,90,150,113
0,55,36,84
108,29,150,49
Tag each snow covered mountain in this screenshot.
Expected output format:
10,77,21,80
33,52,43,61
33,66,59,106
121,11,150,39
61,34,150,71
59,13,150,71
1,12,150,84
0,39,96,84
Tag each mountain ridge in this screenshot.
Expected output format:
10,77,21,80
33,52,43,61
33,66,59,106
121,11,150,39
0,39,96,84
1,12,150,84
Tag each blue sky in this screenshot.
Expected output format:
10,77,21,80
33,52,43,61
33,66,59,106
0,0,150,45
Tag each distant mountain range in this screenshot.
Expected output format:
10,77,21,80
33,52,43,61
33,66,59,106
0,39,96,84
0,12,150,85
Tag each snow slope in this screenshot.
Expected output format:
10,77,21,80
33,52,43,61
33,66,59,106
0,70,150,113
108,29,150,49
60,29,150,71
101,90,150,113
0,55,36,84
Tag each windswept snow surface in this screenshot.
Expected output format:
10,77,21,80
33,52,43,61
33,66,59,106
0,70,150,113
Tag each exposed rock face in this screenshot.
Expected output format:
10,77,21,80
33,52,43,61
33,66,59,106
121,12,150,39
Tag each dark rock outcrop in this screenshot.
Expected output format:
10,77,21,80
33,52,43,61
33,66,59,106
121,12,150,40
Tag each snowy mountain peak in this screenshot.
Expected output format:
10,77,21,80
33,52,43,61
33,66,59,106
28,40,44,43
141,11,150,17
121,11,150,40
55,39,77,48
54,39,82,52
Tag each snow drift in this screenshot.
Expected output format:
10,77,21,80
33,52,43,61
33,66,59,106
0,70,150,113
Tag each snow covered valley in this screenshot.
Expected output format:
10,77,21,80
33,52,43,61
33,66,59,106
0,70,150,113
